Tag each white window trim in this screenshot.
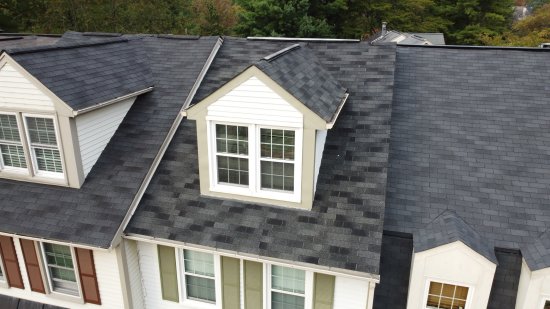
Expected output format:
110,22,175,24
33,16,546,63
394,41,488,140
265,263,313,309
540,297,550,309
423,278,474,309
0,111,30,175
176,249,222,309
0,250,7,288
207,120,303,203
39,242,83,300
22,113,66,179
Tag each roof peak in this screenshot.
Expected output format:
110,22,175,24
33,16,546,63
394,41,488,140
399,43,550,52
247,36,359,43
6,37,129,55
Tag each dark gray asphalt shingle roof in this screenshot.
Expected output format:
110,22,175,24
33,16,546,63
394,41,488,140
0,294,66,309
6,38,153,111
414,210,497,263
384,45,550,270
127,37,396,274
255,45,347,122
0,33,218,248
0,35,59,50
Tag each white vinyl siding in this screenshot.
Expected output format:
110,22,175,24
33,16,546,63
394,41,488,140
333,276,370,309
2,238,124,308
0,63,54,111
75,97,135,176
207,77,303,127
124,240,145,309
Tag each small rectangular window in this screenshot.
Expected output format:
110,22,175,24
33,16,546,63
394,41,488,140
183,249,216,303
426,281,468,309
215,124,248,186
260,129,295,192
43,243,79,296
271,265,305,309
25,117,63,174
0,114,27,170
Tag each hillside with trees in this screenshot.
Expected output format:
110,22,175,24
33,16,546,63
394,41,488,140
0,0,548,46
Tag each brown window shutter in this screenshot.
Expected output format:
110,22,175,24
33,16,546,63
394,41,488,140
19,239,45,293
0,236,24,289
75,248,101,305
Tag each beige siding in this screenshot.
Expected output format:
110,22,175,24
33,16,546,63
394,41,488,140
207,76,303,127
0,237,125,308
75,98,135,176
0,63,54,111
124,240,145,309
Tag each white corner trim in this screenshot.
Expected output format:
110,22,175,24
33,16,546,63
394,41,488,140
110,36,224,249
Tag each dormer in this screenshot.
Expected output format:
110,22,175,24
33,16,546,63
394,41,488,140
187,44,348,210
0,39,153,188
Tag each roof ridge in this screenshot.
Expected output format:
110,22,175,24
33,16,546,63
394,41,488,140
399,44,550,52
6,37,129,55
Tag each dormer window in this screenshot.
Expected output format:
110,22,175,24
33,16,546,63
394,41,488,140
211,122,301,202
0,112,64,179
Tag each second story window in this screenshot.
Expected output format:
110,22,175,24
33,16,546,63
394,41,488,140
211,122,301,202
25,116,63,175
426,281,468,309
182,250,216,303
0,114,27,172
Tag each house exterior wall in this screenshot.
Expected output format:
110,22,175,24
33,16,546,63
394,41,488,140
124,239,145,309
406,241,496,309
75,97,135,176
0,63,54,112
206,76,303,127
515,260,550,309
313,129,327,192
333,276,370,309
133,238,376,309
0,236,126,308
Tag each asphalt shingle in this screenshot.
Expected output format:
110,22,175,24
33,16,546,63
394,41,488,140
0,33,219,248
127,37,397,274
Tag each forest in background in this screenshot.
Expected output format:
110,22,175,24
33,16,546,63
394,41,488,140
0,0,549,46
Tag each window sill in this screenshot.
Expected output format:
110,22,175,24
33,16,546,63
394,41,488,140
46,290,84,304
0,170,67,187
0,280,8,289
210,184,301,203
179,298,218,309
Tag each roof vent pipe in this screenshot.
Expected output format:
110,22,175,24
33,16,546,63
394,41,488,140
381,22,388,35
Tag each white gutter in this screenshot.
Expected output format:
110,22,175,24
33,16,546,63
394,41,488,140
0,231,110,252
73,87,154,116
326,93,349,129
109,36,224,249
124,233,380,282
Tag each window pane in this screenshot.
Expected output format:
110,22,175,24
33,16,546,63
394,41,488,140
261,161,294,191
260,129,295,160
426,282,468,309
0,114,21,142
184,250,215,277
34,148,63,173
429,282,442,295
1,144,27,168
272,292,304,309
186,275,216,302
271,266,305,294
216,124,248,155
26,117,57,145
454,286,468,300
441,284,455,298
545,301,550,309
217,156,248,185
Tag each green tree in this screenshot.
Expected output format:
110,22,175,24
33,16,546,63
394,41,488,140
234,0,333,37
481,3,550,46
189,0,238,35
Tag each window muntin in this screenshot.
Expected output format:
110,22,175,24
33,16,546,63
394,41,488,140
0,114,27,171
183,249,216,303
43,243,79,296
271,265,305,309
215,124,249,186
25,117,63,175
260,129,295,191
427,281,468,309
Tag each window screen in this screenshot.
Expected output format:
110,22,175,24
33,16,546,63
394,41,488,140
271,265,305,309
0,114,27,169
215,124,248,185
427,281,468,309
25,117,63,174
183,249,216,303
260,129,295,192
43,243,78,296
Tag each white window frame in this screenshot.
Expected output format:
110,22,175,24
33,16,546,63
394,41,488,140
265,263,313,309
540,297,550,309
22,113,66,179
40,242,82,299
207,120,302,203
176,248,222,309
0,111,29,174
0,250,7,287
423,278,473,309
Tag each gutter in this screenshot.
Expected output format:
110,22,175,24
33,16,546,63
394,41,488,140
124,233,380,282
73,87,154,116
109,36,224,249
